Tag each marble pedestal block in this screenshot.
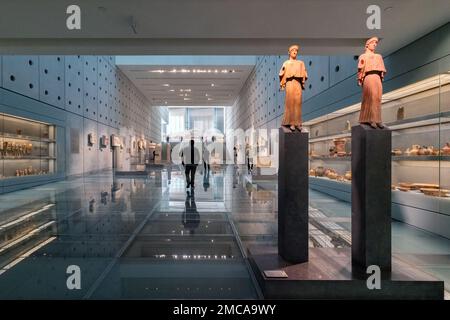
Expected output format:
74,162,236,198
352,125,392,272
278,127,309,263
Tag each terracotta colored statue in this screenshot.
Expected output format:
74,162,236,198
357,37,387,129
279,45,308,131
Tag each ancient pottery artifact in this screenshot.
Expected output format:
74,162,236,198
344,171,352,180
333,138,347,156
407,144,420,156
442,142,450,155
315,166,325,177
420,188,450,197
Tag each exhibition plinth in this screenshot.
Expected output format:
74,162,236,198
248,125,444,299
352,124,392,272
248,246,444,299
278,127,309,263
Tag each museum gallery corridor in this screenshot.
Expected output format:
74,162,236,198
0,165,448,299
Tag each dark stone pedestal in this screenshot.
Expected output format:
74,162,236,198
278,127,308,263
248,246,444,300
351,125,392,272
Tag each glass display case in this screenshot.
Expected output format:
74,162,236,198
305,71,450,237
0,113,56,179
307,76,450,195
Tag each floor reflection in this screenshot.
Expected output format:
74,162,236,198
0,165,449,298
0,166,258,299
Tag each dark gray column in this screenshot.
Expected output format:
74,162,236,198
278,127,309,263
351,125,392,272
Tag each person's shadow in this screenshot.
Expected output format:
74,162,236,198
182,190,200,234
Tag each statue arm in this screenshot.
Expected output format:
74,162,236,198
279,64,286,90
379,55,387,81
357,56,365,86
301,64,308,90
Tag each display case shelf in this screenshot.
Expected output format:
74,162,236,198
1,156,57,160
388,111,450,130
309,133,351,143
310,155,450,161
306,80,450,239
308,111,450,142
0,134,56,143
392,155,450,161
310,156,351,161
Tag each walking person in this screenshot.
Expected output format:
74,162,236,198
180,139,201,189
202,138,211,173
245,142,253,173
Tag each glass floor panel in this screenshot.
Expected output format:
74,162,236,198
0,165,449,298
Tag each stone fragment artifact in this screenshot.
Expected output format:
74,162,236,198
279,45,308,131
357,37,387,129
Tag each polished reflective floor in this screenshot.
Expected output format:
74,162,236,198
0,165,449,299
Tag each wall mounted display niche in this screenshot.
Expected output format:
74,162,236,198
0,113,56,178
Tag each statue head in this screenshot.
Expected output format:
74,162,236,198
365,37,379,52
288,45,299,59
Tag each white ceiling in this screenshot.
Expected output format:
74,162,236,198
0,1,449,55
117,60,255,107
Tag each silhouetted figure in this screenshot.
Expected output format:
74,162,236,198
245,143,253,173
203,146,210,173
180,139,201,189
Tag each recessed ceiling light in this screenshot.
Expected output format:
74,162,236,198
211,84,215,87
163,84,170,87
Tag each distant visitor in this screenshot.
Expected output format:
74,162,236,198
180,139,201,189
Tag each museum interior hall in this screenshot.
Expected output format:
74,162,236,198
0,1,449,300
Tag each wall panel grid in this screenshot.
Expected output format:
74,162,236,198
1,54,160,175
2,55,40,99
39,55,65,108
65,55,84,115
